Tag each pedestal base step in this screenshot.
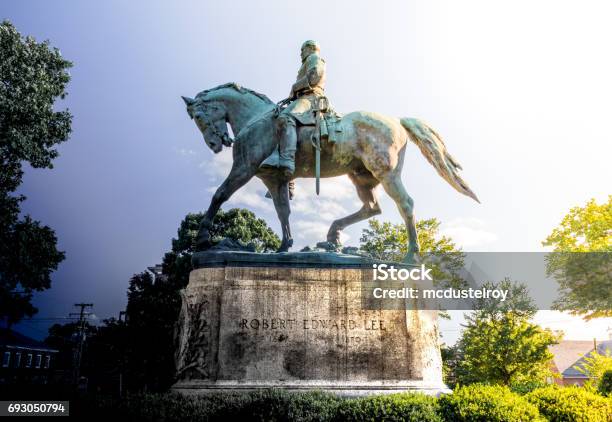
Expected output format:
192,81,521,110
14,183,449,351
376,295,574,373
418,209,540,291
173,380,451,397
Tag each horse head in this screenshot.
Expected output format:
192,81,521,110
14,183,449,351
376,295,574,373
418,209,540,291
182,95,232,154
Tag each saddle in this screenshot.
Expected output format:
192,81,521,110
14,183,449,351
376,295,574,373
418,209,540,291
260,97,343,170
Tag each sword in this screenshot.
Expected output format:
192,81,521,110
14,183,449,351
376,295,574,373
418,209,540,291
312,106,321,195
311,96,329,195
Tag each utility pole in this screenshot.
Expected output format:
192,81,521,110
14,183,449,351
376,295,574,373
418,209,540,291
69,303,93,386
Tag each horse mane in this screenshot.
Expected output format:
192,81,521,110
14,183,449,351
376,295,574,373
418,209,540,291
195,82,273,105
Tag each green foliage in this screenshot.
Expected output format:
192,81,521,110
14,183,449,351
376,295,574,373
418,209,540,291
170,208,280,254
123,271,183,391
360,218,457,261
335,393,442,422
0,20,72,171
163,209,281,287
526,385,612,421
70,386,612,421
88,390,343,422
0,21,71,326
598,369,612,397
359,218,465,288
509,378,550,395
440,344,459,389
469,278,539,320
543,196,611,253
84,390,441,421
542,196,612,319
455,279,559,386
439,384,544,421
574,347,612,390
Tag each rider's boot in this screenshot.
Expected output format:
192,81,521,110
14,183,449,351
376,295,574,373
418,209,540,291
277,115,297,178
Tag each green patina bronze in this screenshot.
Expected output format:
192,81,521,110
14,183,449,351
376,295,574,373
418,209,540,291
182,42,479,263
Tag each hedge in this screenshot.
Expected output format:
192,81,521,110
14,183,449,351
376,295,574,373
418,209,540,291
334,392,442,422
77,384,612,421
86,389,342,422
526,385,612,422
438,384,544,421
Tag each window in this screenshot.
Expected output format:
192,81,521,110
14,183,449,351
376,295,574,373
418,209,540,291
35,354,42,369
14,352,21,368
26,354,32,368
2,352,10,368
44,355,51,369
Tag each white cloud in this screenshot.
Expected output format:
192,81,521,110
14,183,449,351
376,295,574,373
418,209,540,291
205,178,271,211
294,220,329,240
439,217,498,249
177,148,197,156
296,176,360,202
199,148,233,178
292,197,348,221
293,220,350,245
226,187,270,210
291,176,363,221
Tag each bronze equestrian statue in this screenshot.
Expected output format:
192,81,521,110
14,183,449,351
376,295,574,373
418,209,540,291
182,41,479,263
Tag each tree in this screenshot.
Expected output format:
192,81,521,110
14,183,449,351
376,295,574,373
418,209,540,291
455,278,560,387
574,347,612,390
542,196,612,320
359,218,465,288
122,208,280,391
0,21,71,326
441,343,460,388
598,369,612,396
162,208,280,288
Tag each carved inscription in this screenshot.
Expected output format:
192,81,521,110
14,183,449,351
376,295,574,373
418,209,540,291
239,318,386,331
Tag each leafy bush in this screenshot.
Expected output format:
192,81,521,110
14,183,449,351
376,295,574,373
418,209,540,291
598,369,612,397
439,384,543,421
510,378,549,395
80,385,612,421
334,393,442,422
85,389,342,422
85,389,442,421
526,385,612,421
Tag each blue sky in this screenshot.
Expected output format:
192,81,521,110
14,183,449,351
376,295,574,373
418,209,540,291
4,0,611,342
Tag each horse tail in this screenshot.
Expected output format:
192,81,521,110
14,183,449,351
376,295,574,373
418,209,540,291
400,117,480,203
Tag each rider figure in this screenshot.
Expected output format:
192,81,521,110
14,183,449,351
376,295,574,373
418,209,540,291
276,40,326,178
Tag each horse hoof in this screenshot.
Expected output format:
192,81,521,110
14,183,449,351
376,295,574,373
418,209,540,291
195,233,212,251
316,241,340,252
276,238,293,253
326,232,340,246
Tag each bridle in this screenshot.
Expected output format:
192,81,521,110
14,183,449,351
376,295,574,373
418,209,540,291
191,101,234,147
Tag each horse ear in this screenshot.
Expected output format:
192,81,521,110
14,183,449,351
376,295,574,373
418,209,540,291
181,96,196,106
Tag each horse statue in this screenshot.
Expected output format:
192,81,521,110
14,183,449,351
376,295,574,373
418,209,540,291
182,83,479,263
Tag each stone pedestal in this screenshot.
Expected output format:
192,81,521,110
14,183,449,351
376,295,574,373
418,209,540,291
172,251,447,396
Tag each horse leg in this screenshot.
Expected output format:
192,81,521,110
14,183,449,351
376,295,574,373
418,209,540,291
196,164,256,249
379,172,420,263
327,172,381,246
260,176,293,252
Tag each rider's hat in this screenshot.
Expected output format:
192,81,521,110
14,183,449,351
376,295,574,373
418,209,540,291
301,40,320,51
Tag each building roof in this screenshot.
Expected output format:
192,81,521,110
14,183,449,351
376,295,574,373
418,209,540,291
0,328,58,353
549,339,612,378
562,340,612,378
